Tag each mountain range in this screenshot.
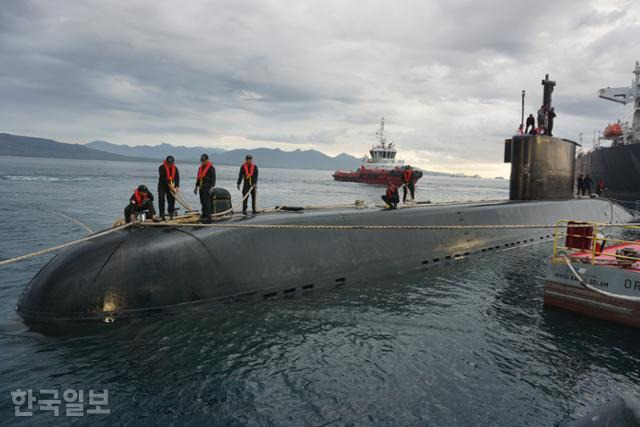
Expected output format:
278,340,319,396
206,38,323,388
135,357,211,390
0,133,147,162
0,133,363,171
85,140,226,160
86,140,362,170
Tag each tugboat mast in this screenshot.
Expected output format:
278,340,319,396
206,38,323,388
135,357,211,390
376,117,386,149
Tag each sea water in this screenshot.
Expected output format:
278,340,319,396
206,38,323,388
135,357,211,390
0,156,638,425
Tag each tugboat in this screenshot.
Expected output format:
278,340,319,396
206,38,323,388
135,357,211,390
333,118,423,186
575,60,640,201
544,220,640,327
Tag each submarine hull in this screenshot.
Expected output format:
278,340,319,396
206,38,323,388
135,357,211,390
16,198,635,325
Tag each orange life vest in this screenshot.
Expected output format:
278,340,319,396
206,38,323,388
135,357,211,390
403,168,413,183
386,184,396,199
243,162,255,179
163,161,176,184
133,189,147,206
197,161,212,184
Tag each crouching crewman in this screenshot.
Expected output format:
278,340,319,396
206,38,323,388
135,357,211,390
382,181,399,209
125,185,159,223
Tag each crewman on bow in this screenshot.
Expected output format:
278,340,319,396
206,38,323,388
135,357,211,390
382,180,399,209
194,154,216,223
124,185,159,223
157,155,180,220
402,165,415,203
237,154,259,215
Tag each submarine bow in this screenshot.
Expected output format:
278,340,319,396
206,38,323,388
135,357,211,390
16,227,234,322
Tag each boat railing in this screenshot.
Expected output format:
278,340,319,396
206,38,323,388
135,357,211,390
552,220,640,265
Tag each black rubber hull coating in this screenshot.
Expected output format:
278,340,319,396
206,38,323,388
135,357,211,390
16,198,635,324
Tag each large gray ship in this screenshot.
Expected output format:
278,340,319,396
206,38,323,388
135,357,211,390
576,61,640,202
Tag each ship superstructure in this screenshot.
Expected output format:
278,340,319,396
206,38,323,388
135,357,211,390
576,61,640,201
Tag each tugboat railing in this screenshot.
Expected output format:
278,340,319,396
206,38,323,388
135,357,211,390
552,220,640,265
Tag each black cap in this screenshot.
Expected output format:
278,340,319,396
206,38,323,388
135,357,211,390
166,155,175,163
137,185,149,192
245,154,253,160
200,153,209,161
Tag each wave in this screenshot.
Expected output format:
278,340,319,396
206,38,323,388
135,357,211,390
2,175,90,182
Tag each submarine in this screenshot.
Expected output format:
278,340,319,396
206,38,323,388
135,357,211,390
15,76,639,326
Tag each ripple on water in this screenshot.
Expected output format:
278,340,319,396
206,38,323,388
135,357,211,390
1,158,639,425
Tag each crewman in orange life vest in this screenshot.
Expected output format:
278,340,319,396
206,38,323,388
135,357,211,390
381,180,399,209
157,155,180,220
237,154,259,215
124,185,158,223
194,153,216,223
402,165,415,203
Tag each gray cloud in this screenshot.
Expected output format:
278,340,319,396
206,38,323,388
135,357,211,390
1,0,639,175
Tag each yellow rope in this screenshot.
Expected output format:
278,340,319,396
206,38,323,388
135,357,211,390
1,213,635,267
142,222,637,231
171,189,194,212
36,208,94,234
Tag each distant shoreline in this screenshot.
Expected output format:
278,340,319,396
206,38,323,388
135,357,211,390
0,155,508,179
0,154,343,172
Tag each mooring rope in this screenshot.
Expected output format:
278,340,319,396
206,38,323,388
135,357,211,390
561,255,640,302
1,216,638,267
0,223,133,267
36,208,94,234
171,188,195,212
142,222,639,230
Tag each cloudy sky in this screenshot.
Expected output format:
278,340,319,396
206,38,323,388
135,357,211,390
1,0,639,176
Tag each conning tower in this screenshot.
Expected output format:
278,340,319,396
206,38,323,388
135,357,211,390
505,74,578,200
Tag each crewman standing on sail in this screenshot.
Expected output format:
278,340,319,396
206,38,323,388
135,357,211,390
537,105,546,131
237,154,259,215
547,107,556,136
402,165,415,203
194,154,216,223
157,155,180,220
525,114,536,134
